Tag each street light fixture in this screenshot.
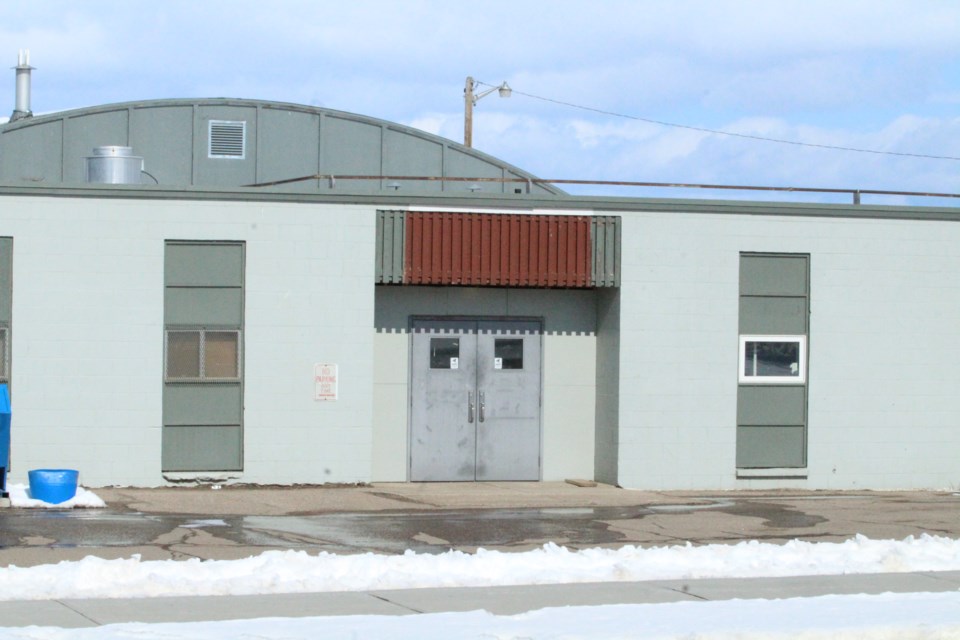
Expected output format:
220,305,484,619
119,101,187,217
463,76,511,148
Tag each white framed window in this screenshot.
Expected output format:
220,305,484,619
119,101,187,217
739,335,806,384
0,326,7,382
208,120,246,159
165,329,241,381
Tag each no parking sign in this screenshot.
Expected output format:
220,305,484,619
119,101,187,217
314,363,338,401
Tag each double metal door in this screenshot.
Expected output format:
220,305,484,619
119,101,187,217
410,318,541,481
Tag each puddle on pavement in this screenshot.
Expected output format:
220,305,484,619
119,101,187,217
713,501,827,529
647,500,734,513
0,500,831,552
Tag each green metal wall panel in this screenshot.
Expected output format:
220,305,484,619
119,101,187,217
195,106,258,186
383,129,443,192
737,386,806,426
0,238,11,322
162,425,242,471
164,288,243,326
0,237,10,384
737,253,809,470
445,147,506,193
736,426,806,468
0,121,63,183
738,297,807,334
0,99,564,194
130,106,194,185
165,243,244,287
375,210,406,284
591,216,621,288
163,240,244,472
506,170,556,196
321,115,382,193
739,255,808,297
258,107,321,191
63,109,130,183
163,384,243,426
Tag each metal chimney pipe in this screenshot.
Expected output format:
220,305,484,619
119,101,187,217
10,49,34,122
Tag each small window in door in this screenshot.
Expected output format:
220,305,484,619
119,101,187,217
430,338,460,369
494,338,523,370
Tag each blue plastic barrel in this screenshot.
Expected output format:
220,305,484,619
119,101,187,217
28,469,79,504
0,384,9,497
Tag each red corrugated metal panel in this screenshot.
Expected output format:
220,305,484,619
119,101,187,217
404,212,592,287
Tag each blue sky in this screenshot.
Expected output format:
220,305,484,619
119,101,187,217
2,1,958,204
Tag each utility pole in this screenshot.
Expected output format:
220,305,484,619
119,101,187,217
463,76,511,148
464,76,476,148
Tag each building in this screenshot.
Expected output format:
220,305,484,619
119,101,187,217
1,95,959,490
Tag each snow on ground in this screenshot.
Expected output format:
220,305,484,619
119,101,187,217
6,483,105,509
2,534,959,601
2,490,959,638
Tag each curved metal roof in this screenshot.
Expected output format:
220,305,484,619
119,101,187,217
0,98,563,195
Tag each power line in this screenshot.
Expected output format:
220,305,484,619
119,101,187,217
475,80,960,162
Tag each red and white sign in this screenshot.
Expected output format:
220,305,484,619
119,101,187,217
314,363,338,401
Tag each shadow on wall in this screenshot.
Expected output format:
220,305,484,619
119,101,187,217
374,285,600,335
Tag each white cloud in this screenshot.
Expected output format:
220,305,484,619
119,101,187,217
0,0,957,202
460,108,960,205
568,120,660,149
406,113,452,137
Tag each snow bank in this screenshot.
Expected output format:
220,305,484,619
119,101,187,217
6,483,105,509
1,534,958,601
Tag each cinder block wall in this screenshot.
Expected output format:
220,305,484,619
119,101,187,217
3,196,375,486
617,209,960,490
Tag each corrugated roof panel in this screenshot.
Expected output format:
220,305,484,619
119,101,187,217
376,211,620,288
404,212,593,288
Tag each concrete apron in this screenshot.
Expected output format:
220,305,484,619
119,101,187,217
0,483,958,567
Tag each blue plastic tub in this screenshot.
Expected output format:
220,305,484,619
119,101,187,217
28,469,79,504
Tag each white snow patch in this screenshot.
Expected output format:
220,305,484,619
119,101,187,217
6,483,106,509
1,534,958,602
2,535,960,638
182,518,229,528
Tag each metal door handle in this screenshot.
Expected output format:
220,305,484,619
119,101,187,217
479,391,485,423
468,391,475,423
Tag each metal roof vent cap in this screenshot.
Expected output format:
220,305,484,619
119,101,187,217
85,146,144,184
10,49,34,122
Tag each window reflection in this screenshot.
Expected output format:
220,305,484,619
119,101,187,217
739,335,805,384
430,338,460,369
744,341,799,377
494,338,523,369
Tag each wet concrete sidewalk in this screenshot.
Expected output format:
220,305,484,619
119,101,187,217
1,482,959,567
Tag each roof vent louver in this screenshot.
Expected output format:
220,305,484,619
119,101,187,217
208,120,246,158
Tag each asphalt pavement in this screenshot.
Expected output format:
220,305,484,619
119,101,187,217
1,482,959,628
